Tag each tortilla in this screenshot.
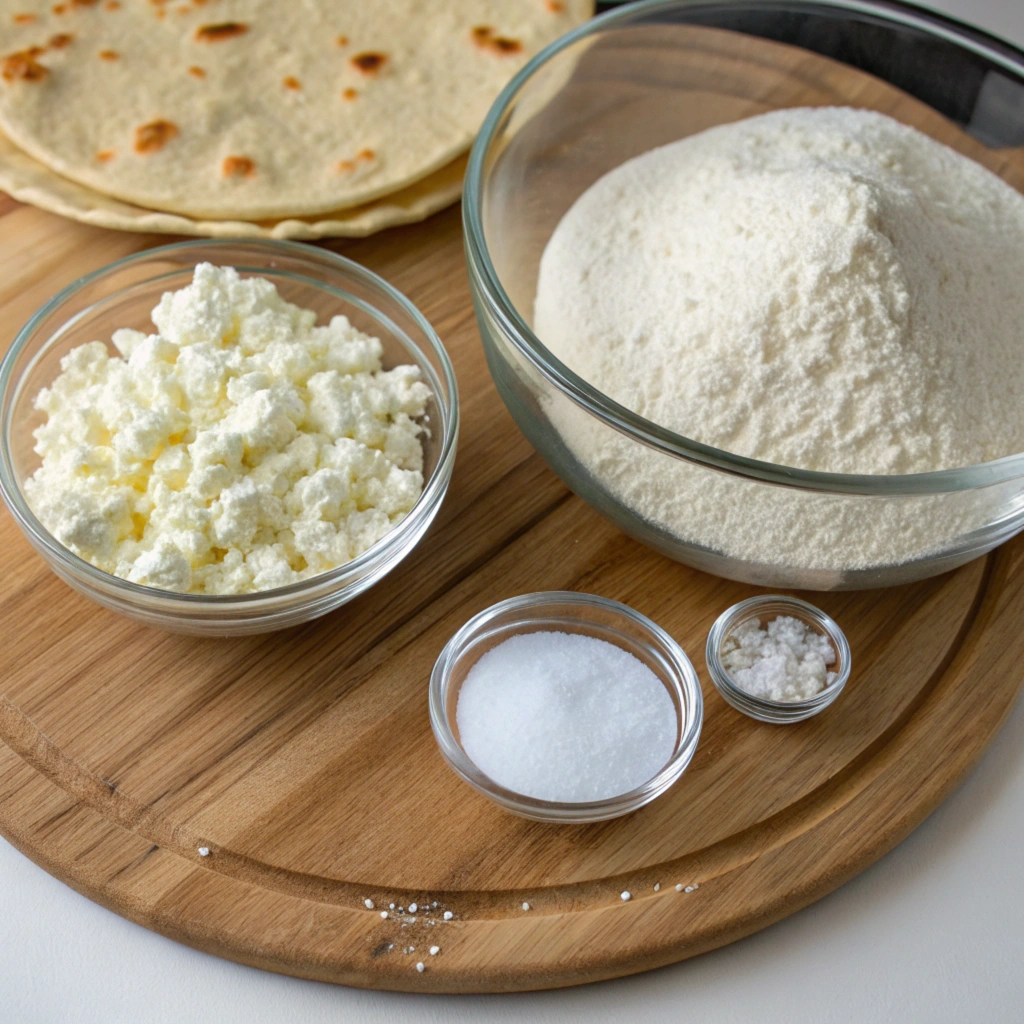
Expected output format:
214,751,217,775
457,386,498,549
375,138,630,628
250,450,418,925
0,0,591,220
0,127,466,237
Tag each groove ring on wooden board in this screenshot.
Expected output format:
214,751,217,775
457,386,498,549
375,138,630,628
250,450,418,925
0,536,1019,991
0,548,994,917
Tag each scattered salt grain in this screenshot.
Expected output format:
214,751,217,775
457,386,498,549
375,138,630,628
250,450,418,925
409,903,418,913
380,911,388,919
685,886,694,893
675,884,683,892
389,903,395,910
654,883,661,892
197,847,210,857
455,631,676,802
522,902,530,911
620,891,631,902
416,962,425,973
364,898,374,910
432,902,438,908
722,615,836,702
443,911,453,921
430,946,440,956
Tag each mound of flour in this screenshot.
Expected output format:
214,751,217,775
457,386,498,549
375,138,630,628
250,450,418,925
534,108,1024,573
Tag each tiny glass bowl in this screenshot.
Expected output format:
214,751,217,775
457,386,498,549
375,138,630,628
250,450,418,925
705,595,851,724
429,591,704,824
0,239,458,636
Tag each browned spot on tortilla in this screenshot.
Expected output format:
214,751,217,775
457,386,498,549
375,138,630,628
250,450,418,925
98,48,119,60
12,13,36,25
52,4,67,13
545,0,565,9
1,50,48,83
335,34,348,46
336,149,374,173
222,155,255,178
134,119,179,154
104,0,121,9
282,75,301,90
471,25,523,55
341,87,357,100
48,33,74,48
96,149,115,162
154,8,165,17
195,21,247,42
71,0,99,6
350,51,386,74
188,64,205,78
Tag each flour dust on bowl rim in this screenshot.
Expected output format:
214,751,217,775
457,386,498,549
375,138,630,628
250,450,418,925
0,239,459,635
464,0,1024,590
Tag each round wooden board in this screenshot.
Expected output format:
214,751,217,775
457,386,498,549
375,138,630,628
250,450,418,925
3,27,1024,995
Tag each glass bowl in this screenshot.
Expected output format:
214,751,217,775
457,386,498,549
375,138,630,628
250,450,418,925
0,240,458,636
705,595,851,724
464,0,1024,590
429,591,704,823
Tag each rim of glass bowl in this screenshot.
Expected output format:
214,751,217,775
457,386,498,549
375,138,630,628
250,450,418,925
428,591,704,823
463,0,1024,498
705,595,852,722
0,238,459,606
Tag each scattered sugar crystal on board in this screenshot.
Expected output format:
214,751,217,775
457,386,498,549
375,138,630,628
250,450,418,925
722,615,837,702
455,631,676,803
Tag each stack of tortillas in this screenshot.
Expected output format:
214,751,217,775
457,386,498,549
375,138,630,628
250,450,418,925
0,0,591,237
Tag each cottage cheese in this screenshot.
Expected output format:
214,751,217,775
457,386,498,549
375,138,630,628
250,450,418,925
25,263,431,594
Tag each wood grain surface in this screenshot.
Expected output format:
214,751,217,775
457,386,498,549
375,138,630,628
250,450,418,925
1,25,1024,993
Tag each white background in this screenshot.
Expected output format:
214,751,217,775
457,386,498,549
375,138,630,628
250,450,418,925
4,1,1024,1021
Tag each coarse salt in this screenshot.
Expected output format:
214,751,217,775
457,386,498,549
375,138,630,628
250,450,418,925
380,911,388,919
443,911,453,921
364,898,374,909
197,846,210,857
620,891,631,902
416,962,425,973
455,631,676,802
722,615,836,702
522,902,530,911
409,902,418,913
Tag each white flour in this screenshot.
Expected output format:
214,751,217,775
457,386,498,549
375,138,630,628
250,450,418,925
534,108,1024,573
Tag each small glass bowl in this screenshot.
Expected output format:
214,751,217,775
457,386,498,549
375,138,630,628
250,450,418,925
0,239,458,636
705,596,851,724
429,591,704,823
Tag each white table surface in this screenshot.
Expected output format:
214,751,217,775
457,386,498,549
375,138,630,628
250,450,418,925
4,2,1024,1021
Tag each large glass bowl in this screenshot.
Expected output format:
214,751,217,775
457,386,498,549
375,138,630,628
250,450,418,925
464,0,1024,590
0,240,458,635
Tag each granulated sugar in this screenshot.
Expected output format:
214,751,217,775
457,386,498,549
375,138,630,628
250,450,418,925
535,108,1024,572
722,615,837,702
455,631,676,802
